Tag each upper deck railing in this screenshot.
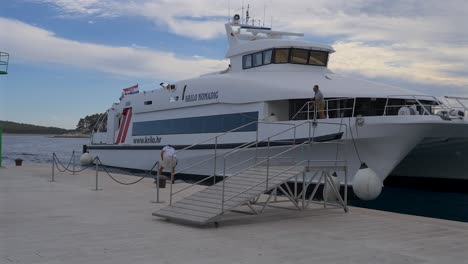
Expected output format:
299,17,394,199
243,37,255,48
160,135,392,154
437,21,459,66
292,95,458,121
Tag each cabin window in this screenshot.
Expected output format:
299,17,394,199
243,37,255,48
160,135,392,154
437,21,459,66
274,48,290,63
242,48,329,70
291,49,309,64
144,101,152,105
263,49,272,65
242,54,252,69
308,51,328,66
132,112,259,135
253,52,263,67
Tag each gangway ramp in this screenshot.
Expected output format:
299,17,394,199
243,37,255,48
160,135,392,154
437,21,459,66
153,165,303,225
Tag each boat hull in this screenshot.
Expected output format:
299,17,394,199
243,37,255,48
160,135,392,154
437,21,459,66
88,116,444,184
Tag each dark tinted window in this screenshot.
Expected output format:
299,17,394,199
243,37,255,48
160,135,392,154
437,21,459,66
274,48,290,63
308,51,328,66
144,101,152,105
132,112,259,135
291,49,309,64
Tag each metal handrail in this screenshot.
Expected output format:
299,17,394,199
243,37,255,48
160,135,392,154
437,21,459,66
224,121,347,179
383,94,449,116
222,159,347,203
291,97,355,120
171,121,295,157
220,121,348,211
444,96,468,112
90,112,108,144
168,121,296,204
171,157,267,196
223,120,313,159
170,121,295,176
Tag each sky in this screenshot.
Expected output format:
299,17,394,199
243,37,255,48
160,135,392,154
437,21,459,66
0,0,467,129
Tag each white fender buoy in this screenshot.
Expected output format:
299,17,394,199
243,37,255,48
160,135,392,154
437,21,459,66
80,152,94,165
323,173,340,201
352,163,383,200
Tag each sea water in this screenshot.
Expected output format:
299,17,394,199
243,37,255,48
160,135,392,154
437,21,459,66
2,134,88,165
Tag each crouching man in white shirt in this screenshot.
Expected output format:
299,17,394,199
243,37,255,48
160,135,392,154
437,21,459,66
159,145,178,179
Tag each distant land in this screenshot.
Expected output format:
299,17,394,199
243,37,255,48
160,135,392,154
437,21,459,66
0,120,72,134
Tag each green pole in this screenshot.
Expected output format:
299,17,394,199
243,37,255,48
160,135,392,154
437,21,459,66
0,127,2,167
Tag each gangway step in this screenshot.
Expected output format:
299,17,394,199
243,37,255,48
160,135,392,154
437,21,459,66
153,166,303,225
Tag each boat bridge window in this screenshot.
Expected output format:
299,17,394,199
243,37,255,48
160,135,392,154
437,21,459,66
242,48,329,69
144,101,152,105
291,49,308,64
243,55,252,68
263,49,272,65
253,52,263,67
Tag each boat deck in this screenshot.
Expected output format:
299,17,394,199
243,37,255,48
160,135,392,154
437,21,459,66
1,163,467,264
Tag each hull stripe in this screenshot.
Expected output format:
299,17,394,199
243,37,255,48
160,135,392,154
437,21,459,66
87,132,343,150
120,108,133,143
115,108,128,143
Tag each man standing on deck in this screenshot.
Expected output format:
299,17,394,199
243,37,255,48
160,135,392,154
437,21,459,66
159,145,177,182
312,84,326,119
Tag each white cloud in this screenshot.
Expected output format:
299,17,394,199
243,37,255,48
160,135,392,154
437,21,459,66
14,1,468,89
0,17,227,80
330,42,468,87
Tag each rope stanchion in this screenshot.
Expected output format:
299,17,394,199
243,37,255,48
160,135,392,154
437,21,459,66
94,160,102,191
72,150,76,175
50,153,55,182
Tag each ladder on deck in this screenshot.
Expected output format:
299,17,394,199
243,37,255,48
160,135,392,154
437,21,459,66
153,120,349,225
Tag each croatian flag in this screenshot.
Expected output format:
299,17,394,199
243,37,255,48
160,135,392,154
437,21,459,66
123,84,139,95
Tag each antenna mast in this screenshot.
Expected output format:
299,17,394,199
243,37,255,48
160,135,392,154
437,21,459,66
241,1,244,23
263,3,266,27
228,0,230,22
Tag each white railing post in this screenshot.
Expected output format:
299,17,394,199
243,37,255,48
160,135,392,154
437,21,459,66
213,137,218,185
266,138,270,191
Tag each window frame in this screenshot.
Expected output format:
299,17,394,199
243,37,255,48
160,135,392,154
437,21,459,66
262,49,273,65
308,50,329,67
273,48,291,64
252,51,263,67
290,48,310,65
241,48,329,70
242,54,253,69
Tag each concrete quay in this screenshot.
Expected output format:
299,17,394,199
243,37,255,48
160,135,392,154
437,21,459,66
1,163,467,264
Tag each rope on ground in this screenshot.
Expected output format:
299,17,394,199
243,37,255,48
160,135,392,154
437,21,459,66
96,157,159,186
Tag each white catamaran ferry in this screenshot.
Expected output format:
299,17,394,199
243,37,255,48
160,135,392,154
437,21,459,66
87,14,468,199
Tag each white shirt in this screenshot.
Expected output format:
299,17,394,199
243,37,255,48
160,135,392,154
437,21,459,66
162,146,176,157
315,90,324,102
